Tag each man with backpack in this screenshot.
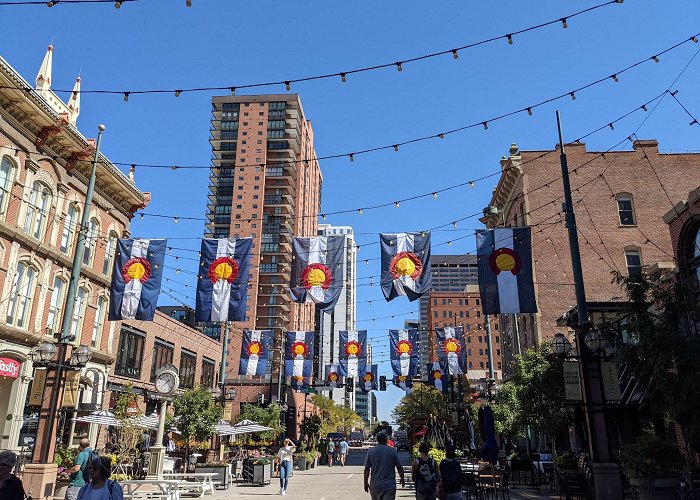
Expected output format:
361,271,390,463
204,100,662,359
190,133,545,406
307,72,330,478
66,438,92,500
411,442,439,500
439,446,465,500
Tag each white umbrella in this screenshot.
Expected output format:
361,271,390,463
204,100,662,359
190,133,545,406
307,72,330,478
214,419,236,436
130,412,159,429
73,410,121,427
219,419,273,436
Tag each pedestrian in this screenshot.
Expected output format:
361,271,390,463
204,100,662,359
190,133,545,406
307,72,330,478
66,438,92,500
439,446,465,500
276,438,296,496
326,438,335,466
364,432,405,500
339,437,349,467
318,438,328,466
334,440,341,463
76,454,122,500
0,451,25,500
411,442,438,500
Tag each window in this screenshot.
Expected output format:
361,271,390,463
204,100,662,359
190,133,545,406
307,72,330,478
179,349,197,388
69,287,88,338
103,231,119,275
433,311,438,318
150,339,174,382
625,248,642,276
82,218,99,266
60,203,79,254
6,262,37,329
24,182,51,240
91,297,107,348
46,276,66,335
432,299,437,306
115,327,145,378
0,156,14,218
201,359,215,388
617,194,636,225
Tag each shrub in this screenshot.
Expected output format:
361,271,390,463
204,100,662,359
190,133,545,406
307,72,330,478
618,435,683,487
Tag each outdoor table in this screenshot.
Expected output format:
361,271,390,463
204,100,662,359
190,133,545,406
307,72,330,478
121,479,185,500
162,472,218,496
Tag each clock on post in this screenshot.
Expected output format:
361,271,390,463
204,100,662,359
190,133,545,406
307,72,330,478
148,365,180,478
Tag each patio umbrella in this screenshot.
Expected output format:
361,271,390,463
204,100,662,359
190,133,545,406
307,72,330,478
214,419,237,436
465,410,476,451
73,410,121,427
481,406,499,464
130,412,159,429
219,419,273,436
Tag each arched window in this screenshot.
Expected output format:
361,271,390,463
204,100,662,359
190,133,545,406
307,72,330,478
24,182,52,240
625,247,642,276
82,218,99,266
617,194,636,226
6,262,38,329
46,276,67,336
103,231,119,276
60,203,80,254
91,296,107,348
69,287,88,339
0,156,15,218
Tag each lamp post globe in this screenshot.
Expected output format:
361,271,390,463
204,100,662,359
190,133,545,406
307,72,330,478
552,332,572,357
226,388,237,400
36,341,57,363
210,386,222,400
74,345,92,365
584,329,604,355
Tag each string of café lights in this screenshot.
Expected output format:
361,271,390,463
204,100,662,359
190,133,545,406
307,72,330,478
0,1,623,94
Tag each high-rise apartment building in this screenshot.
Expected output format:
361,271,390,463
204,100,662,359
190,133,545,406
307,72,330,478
418,255,478,378
313,224,357,406
207,95,322,404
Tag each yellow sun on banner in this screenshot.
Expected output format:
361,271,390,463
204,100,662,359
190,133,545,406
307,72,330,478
291,341,308,357
121,258,152,284
396,339,413,355
389,251,423,280
443,338,462,355
247,341,263,356
345,340,362,357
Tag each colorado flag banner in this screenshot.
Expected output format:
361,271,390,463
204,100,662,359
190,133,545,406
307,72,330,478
390,329,419,390
339,330,367,378
109,239,166,321
239,329,272,376
428,360,448,393
359,364,378,393
285,331,314,389
326,364,341,388
476,227,537,316
380,232,432,302
291,236,345,312
435,326,467,375
195,238,252,322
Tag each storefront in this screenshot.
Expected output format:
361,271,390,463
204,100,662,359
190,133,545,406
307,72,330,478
0,346,33,452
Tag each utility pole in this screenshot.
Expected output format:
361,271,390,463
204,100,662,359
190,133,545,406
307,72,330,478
556,111,621,499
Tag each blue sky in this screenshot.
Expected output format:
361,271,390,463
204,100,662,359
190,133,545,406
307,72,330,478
2,0,699,424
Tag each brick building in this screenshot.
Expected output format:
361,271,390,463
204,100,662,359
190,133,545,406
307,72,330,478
426,286,502,384
206,95,322,408
485,141,700,375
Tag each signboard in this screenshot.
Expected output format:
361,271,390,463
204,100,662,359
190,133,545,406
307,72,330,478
0,358,21,379
563,361,583,401
126,400,140,415
29,368,47,406
62,371,81,408
222,401,234,421
601,362,622,401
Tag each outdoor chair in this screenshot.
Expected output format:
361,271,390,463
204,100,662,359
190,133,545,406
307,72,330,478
542,462,555,492
462,471,479,500
495,469,511,500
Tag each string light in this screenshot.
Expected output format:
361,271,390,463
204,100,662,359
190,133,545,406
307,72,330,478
432,192,438,199
561,18,568,28
349,153,354,162
507,34,513,45
692,37,699,43
47,0,57,6
394,201,400,208
123,92,129,102
438,133,445,139
358,208,363,215
483,122,489,130
174,90,181,97
185,0,191,6
395,62,403,72
469,181,475,188
451,50,459,59
284,82,291,91
611,74,619,83
139,213,144,220
641,105,648,112
173,217,179,223
340,73,347,83
527,107,533,116
570,91,576,100
393,145,399,152
652,55,660,63
114,0,121,7
608,123,614,130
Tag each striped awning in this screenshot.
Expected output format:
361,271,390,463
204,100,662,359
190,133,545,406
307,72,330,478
129,412,159,429
214,419,236,435
218,419,273,436
73,410,121,427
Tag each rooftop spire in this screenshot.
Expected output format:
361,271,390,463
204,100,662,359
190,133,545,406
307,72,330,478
36,44,53,92
68,75,81,125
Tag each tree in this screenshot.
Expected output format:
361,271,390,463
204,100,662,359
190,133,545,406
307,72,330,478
173,386,223,462
391,384,450,430
299,414,322,446
235,402,285,442
310,394,363,436
489,381,523,440
112,383,142,463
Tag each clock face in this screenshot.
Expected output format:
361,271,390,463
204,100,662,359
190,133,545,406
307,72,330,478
155,371,178,395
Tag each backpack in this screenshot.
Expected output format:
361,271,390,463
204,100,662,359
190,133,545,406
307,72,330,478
416,457,437,494
440,459,461,492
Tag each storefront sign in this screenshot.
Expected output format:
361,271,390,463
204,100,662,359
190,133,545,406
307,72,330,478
0,358,20,378
126,400,140,415
601,362,621,401
62,371,81,408
563,361,583,401
29,369,47,406
222,401,234,421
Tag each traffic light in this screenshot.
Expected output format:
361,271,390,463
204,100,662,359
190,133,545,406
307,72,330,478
345,377,354,393
379,376,387,391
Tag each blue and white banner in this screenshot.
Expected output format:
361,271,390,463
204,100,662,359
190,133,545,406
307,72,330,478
427,360,448,393
195,238,252,322
389,329,419,390
476,227,537,316
109,239,166,321
326,364,341,388
359,364,378,393
239,329,272,377
380,232,432,302
435,326,466,375
291,236,345,312
339,330,367,378
285,331,314,389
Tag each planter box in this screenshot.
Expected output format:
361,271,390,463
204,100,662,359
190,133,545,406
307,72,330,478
252,463,271,486
195,465,231,489
296,457,307,471
53,480,70,500
629,477,680,500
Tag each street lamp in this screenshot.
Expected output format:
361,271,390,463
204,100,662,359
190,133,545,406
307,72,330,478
210,386,222,400
552,333,573,357
225,388,237,400
35,341,57,363
583,329,604,355
71,345,92,366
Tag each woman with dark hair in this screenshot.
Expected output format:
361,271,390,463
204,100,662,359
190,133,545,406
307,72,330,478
76,454,123,500
0,451,25,500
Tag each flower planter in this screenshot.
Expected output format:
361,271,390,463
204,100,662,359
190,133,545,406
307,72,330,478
296,457,307,471
252,462,271,486
195,465,231,489
629,477,680,500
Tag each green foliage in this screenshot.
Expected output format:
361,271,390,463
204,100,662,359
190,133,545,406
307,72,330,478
54,442,77,468
112,384,143,462
489,381,523,440
236,402,285,441
391,384,450,430
174,386,223,448
113,383,138,419
618,434,683,486
310,394,363,436
300,414,322,441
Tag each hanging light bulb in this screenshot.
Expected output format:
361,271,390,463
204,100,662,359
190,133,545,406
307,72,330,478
396,62,403,72
285,82,291,91
123,92,130,102
561,18,568,28
47,0,57,6
394,201,400,208
321,214,326,221
349,153,354,162
432,192,438,199
174,217,179,223
641,104,648,112
507,34,513,45
452,221,457,228
393,145,399,152
611,74,619,83
357,208,363,215
186,0,192,6
692,37,699,43
608,123,614,130
469,181,475,188
438,133,445,139
230,87,236,96
451,50,459,59
175,90,181,97
139,213,144,220
482,122,489,130
447,241,452,246
570,92,576,100
115,1,122,8
340,73,347,83
527,107,533,116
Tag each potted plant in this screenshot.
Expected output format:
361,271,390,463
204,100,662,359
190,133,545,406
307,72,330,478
196,461,231,489
251,457,272,486
54,443,77,498
618,434,683,500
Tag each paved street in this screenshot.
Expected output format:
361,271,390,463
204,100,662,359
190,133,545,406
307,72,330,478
204,448,558,500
